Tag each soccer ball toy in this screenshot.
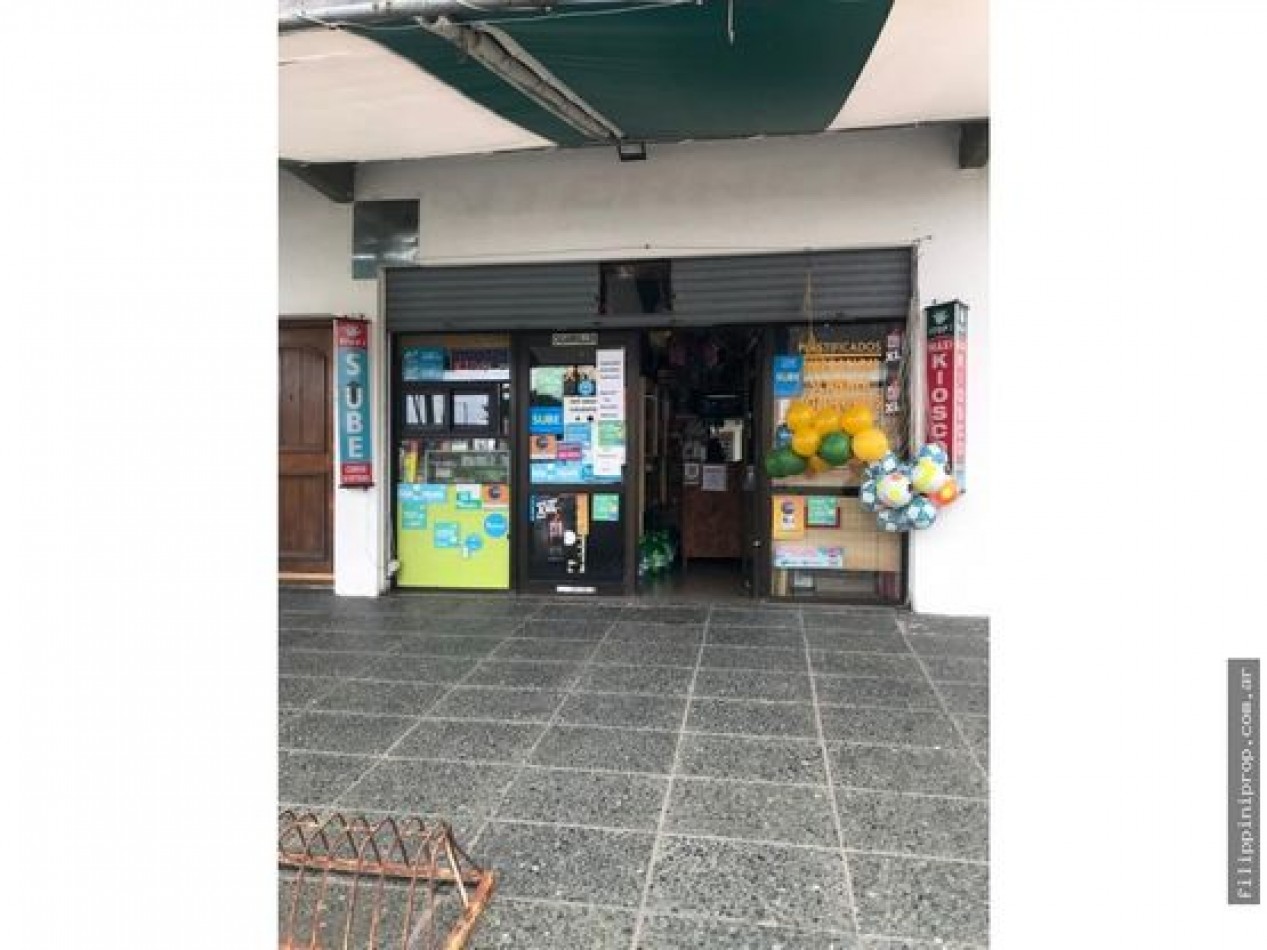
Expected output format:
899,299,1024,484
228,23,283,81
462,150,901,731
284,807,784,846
909,457,949,494
905,495,939,530
859,478,881,512
876,506,910,533
876,471,913,509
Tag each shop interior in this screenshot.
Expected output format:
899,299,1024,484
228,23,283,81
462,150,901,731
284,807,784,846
634,327,762,600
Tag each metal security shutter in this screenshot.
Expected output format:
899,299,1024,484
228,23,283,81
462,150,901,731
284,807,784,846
671,248,913,326
385,263,598,332
384,248,912,331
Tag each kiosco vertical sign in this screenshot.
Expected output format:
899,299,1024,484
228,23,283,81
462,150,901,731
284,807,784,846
335,318,373,487
924,301,968,490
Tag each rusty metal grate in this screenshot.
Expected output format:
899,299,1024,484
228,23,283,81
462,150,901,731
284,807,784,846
279,809,496,950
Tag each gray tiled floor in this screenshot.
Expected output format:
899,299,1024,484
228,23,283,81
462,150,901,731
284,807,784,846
278,590,989,947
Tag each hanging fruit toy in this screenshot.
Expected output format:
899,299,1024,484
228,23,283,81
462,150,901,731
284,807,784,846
785,400,815,433
840,402,874,436
851,426,890,463
812,406,843,436
790,429,822,458
817,431,852,466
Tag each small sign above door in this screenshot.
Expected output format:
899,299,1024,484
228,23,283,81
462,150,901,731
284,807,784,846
551,332,598,347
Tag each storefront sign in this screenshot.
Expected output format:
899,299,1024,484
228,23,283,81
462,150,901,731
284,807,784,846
336,318,374,487
772,355,804,398
924,301,969,489
552,332,598,347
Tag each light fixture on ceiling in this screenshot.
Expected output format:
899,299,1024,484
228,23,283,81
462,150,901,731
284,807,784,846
617,141,647,162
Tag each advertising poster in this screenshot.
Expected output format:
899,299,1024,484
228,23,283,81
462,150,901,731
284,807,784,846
531,493,589,574
455,485,482,510
925,301,968,489
557,442,584,462
402,347,446,381
398,483,429,531
806,496,841,528
596,349,625,422
562,366,598,397
773,545,845,570
563,397,599,424
592,493,621,522
529,406,564,435
530,434,558,460
482,484,510,508
433,522,461,548
773,354,804,398
771,495,806,540
530,366,566,402
335,318,373,487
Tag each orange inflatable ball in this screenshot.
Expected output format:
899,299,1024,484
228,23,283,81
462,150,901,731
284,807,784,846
933,477,961,507
812,406,843,436
851,426,890,462
807,455,832,474
785,400,815,433
840,403,874,436
790,429,822,458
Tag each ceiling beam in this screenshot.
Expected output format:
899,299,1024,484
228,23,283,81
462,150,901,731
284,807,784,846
958,120,988,169
280,159,357,203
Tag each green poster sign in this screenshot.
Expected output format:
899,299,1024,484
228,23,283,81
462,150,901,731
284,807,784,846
806,496,840,528
592,493,621,522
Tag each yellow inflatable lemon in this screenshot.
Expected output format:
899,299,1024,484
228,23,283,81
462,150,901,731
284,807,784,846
840,403,874,436
851,426,890,462
785,401,815,433
812,406,843,436
790,429,822,458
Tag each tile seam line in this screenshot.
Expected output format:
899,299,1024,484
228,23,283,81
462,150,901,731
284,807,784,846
628,603,713,948
897,616,989,781
803,607,864,938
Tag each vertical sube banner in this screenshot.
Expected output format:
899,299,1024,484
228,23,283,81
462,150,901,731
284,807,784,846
924,301,968,490
336,318,374,487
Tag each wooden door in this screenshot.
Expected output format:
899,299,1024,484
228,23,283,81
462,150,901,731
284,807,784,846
279,321,334,579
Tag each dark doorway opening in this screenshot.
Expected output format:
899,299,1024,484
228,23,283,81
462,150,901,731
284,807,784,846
636,326,763,601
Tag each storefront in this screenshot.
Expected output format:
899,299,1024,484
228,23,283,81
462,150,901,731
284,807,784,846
384,248,917,605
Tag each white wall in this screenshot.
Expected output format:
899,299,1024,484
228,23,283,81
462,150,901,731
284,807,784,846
279,170,384,597
279,125,989,614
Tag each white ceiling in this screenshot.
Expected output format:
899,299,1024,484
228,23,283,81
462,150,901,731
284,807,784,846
279,0,989,163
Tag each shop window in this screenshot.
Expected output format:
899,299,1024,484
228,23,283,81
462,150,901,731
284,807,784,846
599,261,672,314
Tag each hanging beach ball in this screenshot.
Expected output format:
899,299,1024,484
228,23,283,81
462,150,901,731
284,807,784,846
906,495,939,530
909,457,949,494
917,443,950,468
841,403,874,436
876,506,910,533
859,478,881,512
876,471,913,509
852,426,890,462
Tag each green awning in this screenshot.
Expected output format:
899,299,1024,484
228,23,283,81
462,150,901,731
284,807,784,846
357,0,893,145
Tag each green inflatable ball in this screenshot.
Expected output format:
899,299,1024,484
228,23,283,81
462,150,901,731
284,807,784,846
818,431,852,466
763,451,786,478
780,449,808,476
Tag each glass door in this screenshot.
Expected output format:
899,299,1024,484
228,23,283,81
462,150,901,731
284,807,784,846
516,332,638,595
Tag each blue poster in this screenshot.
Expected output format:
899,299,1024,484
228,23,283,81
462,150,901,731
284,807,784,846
563,423,592,445
433,522,461,548
401,502,427,531
773,355,804,398
484,512,509,539
402,347,446,381
419,484,449,504
530,405,564,435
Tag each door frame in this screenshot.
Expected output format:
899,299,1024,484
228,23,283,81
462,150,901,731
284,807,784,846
278,315,336,584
